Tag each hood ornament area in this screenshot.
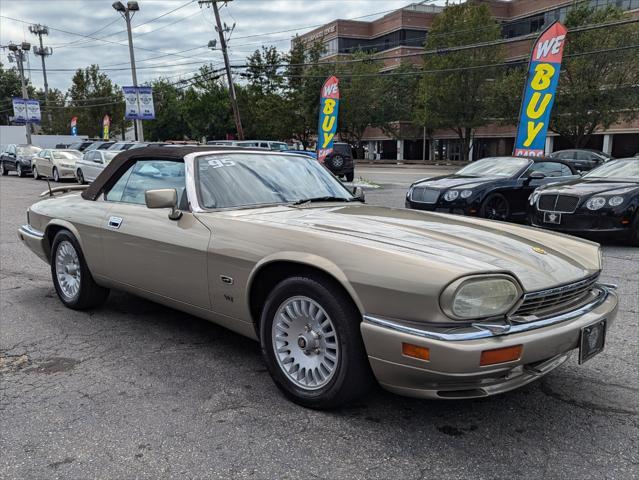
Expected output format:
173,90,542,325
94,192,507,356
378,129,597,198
532,247,547,255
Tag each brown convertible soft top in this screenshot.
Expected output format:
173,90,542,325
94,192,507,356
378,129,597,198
81,145,241,201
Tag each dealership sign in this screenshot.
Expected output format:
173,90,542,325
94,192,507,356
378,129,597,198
12,98,41,123
123,86,155,120
317,76,340,163
513,22,567,157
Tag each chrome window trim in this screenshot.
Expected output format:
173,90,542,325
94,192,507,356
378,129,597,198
363,284,616,342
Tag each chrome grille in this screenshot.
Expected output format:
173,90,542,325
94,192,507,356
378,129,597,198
410,187,439,204
514,273,600,317
538,194,580,213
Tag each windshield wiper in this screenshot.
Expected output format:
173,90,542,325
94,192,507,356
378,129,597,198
292,196,352,206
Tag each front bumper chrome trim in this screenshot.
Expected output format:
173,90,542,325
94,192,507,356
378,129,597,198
363,284,617,342
19,224,45,238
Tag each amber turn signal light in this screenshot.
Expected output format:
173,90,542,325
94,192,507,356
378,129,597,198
402,343,430,361
480,345,523,366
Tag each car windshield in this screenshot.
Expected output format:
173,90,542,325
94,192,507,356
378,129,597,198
456,157,530,177
196,153,353,209
584,159,639,180
17,145,41,155
53,151,81,160
271,142,289,151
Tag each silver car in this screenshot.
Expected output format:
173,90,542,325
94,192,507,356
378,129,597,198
74,150,120,184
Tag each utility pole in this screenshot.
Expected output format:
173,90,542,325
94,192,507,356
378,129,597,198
199,0,244,140
8,42,32,144
30,24,53,127
113,1,144,142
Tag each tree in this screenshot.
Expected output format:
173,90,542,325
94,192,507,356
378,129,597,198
67,64,125,138
143,78,189,141
418,3,505,161
550,4,639,147
34,87,70,134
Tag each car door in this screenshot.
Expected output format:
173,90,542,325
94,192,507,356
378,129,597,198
99,159,211,309
39,150,53,176
5,145,17,171
87,151,103,181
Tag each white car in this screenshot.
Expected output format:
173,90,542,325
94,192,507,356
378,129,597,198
32,149,81,182
75,149,120,184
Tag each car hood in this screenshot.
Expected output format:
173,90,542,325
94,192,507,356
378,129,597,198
412,175,503,190
539,179,639,196
207,204,600,292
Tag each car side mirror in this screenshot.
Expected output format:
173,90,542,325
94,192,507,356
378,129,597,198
145,188,182,220
352,186,365,203
529,171,546,180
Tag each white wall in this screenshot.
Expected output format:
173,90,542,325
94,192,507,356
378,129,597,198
0,126,88,148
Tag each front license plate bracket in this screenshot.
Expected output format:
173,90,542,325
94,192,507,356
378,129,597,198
578,319,607,364
544,211,562,224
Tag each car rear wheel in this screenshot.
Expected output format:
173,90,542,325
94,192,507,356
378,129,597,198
0,162,7,176
33,166,40,180
52,167,60,182
16,163,25,177
76,169,85,184
260,275,373,409
480,193,510,221
51,230,109,310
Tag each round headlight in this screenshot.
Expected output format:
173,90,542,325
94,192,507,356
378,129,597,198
444,190,459,201
586,197,606,210
608,196,624,207
460,189,473,199
441,276,521,320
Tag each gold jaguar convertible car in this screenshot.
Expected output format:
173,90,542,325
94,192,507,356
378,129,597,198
18,146,619,408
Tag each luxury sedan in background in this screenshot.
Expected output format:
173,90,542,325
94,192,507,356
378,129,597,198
18,146,618,408
406,156,578,222
530,158,639,244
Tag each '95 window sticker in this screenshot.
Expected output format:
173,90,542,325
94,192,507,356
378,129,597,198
207,157,236,168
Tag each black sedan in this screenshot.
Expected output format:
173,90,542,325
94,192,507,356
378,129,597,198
530,158,639,245
406,156,578,223
549,149,612,172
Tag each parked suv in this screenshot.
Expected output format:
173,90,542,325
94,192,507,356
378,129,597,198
324,142,354,182
550,149,611,172
0,144,42,177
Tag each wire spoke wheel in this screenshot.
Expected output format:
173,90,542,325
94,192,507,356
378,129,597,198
55,240,81,301
271,295,339,391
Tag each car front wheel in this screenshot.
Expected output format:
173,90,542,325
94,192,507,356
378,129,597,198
76,169,85,184
52,167,60,182
16,163,25,177
480,193,510,221
33,166,40,179
630,211,639,246
51,230,109,310
260,275,373,409
0,162,7,176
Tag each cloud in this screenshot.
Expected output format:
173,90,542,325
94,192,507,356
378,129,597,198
1,0,443,91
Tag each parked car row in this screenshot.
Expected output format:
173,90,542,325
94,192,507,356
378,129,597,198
406,156,639,245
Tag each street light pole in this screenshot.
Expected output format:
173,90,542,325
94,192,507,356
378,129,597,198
113,1,144,142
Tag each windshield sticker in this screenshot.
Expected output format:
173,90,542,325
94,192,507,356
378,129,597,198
207,158,236,168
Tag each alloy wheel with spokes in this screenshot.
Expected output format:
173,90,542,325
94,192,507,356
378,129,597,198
53,167,59,182
16,163,23,177
272,296,339,390
481,193,510,221
33,166,39,179
55,240,81,301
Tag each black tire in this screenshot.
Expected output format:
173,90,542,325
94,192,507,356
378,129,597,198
16,163,26,177
33,166,40,180
480,192,510,221
50,230,109,310
0,162,7,176
259,275,374,409
52,167,60,182
345,171,354,182
76,169,85,184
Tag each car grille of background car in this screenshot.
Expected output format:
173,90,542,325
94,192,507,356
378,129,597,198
538,194,580,213
410,187,440,204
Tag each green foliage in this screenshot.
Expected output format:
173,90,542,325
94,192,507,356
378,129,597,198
143,78,189,141
551,4,639,147
67,64,125,138
34,88,69,134
417,3,505,161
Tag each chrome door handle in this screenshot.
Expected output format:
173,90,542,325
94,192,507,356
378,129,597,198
108,216,123,229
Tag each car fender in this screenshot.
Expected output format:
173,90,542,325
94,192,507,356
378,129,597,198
45,219,86,254
247,251,365,314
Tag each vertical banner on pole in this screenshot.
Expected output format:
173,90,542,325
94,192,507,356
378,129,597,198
102,114,111,140
513,22,567,157
70,116,78,136
137,87,155,120
26,100,41,123
317,76,340,164
12,98,27,123
123,86,139,119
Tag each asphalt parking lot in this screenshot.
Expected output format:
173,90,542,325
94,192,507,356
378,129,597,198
1,167,638,480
